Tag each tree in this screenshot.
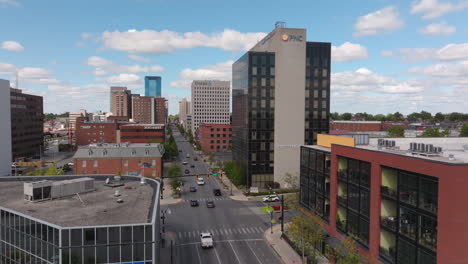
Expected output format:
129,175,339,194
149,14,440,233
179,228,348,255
224,161,245,186
419,127,450,137
284,172,299,189
287,214,326,264
434,112,445,122
330,112,340,120
207,152,215,165
460,124,468,137
373,114,386,121
393,112,403,121
167,164,184,193
387,125,404,137
341,113,352,120
407,112,421,121
325,237,369,264
419,111,433,121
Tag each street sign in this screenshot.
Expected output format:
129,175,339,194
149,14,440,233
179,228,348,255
212,173,218,176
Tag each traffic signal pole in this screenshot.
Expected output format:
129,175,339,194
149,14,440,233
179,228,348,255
281,195,284,233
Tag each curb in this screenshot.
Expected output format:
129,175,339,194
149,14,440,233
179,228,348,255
161,199,183,205
229,196,249,201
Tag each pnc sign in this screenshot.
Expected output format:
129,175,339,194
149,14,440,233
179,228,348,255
281,33,303,42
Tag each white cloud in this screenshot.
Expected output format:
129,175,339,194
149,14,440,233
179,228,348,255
332,42,368,62
0,0,19,7
0,62,16,74
411,0,468,19
354,6,404,36
385,43,468,62
96,73,141,84
419,21,456,35
101,29,267,54
409,60,468,77
81,33,92,39
128,54,151,62
381,51,394,57
19,67,52,79
332,68,423,93
85,56,164,76
1,41,24,52
170,60,233,89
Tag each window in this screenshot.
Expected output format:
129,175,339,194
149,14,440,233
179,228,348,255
252,66,257,75
93,160,98,167
322,69,328,77
82,160,86,167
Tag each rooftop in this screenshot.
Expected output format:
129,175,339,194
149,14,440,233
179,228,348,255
121,123,165,128
0,176,158,227
74,142,164,159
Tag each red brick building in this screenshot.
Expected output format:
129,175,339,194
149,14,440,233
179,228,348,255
107,116,130,122
132,96,167,124
73,143,164,178
330,121,382,132
120,124,165,143
299,135,468,264
196,123,232,152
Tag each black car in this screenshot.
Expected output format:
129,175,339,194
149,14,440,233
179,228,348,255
185,169,190,174
190,164,195,168
190,186,197,192
206,201,215,208
190,200,199,207
213,189,221,196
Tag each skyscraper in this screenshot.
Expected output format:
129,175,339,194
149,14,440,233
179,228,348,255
110,87,132,118
109,86,127,112
232,24,331,187
145,76,162,97
132,96,167,124
191,80,230,134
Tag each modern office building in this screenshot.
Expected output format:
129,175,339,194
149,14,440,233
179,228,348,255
299,134,468,264
191,80,230,134
0,79,12,176
196,123,232,152
145,76,162,97
10,88,44,160
132,96,167,125
0,175,161,263
73,143,164,178
178,98,191,127
110,87,132,118
184,114,192,131
232,24,331,187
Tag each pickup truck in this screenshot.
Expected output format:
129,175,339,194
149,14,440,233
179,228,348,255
200,232,213,248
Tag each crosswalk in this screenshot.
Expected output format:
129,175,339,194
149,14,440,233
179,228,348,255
184,197,229,202
175,226,265,241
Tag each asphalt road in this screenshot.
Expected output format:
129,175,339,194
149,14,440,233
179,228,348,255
161,127,283,264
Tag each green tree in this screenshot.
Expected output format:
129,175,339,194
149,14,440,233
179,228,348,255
287,214,326,263
459,124,468,137
393,111,403,121
373,114,386,121
330,112,340,120
341,113,352,120
284,172,299,189
434,112,445,122
387,125,404,137
224,161,245,186
419,127,450,137
167,164,184,193
326,237,369,264
419,111,433,121
407,112,421,121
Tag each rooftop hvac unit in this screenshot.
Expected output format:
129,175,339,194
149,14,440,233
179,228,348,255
114,190,121,197
449,154,455,161
140,178,146,185
436,147,442,153
390,141,396,147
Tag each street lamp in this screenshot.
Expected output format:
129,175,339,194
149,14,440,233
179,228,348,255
230,181,233,196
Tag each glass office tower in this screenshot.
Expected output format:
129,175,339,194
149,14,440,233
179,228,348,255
145,76,162,97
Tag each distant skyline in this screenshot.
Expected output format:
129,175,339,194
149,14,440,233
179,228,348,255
1,0,467,115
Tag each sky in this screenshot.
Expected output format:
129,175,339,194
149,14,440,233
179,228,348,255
1,0,467,115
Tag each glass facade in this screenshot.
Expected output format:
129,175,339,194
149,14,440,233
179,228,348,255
305,42,331,145
299,147,331,221
379,167,437,264
144,76,161,97
336,157,371,247
1,208,156,264
232,52,275,187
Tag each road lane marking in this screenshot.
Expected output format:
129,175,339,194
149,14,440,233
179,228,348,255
195,244,202,264
213,247,222,264
229,241,242,264
245,240,263,264
177,238,264,246
241,228,247,234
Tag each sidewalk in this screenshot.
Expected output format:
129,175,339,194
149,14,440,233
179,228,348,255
264,225,329,264
160,177,183,206
213,167,249,201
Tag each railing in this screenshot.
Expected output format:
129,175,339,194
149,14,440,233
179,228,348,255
380,216,397,231
381,186,398,199
380,246,396,263
337,196,347,206
337,170,347,181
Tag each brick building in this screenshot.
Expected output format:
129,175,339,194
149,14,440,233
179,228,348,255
73,143,164,178
196,123,232,152
75,120,120,146
299,134,468,264
330,121,382,132
120,124,165,143
10,88,44,160
132,96,167,124
110,87,132,117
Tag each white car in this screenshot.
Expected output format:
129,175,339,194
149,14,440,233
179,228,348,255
262,194,280,202
200,232,213,248
197,178,205,185
182,161,188,165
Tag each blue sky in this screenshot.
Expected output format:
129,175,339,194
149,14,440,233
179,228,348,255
1,0,467,114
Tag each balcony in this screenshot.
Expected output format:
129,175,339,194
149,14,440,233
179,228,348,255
399,222,417,240
380,246,396,263
337,195,347,206
381,216,398,231
420,231,437,251
337,170,347,181
381,186,398,200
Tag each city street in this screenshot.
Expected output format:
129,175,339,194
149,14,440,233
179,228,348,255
160,127,284,264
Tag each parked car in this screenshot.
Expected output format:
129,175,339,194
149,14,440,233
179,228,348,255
185,169,190,174
197,178,205,185
190,200,199,207
186,153,190,158
179,150,182,152
182,161,188,165
206,201,215,208
213,189,221,196
262,194,280,202
194,157,198,161
190,186,197,192
190,164,195,168
200,232,213,248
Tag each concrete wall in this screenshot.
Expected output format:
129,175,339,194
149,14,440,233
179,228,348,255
250,28,306,186
0,79,12,176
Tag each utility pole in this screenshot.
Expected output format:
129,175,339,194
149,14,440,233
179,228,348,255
281,195,284,232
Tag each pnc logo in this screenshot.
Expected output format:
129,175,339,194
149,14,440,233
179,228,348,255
281,33,303,42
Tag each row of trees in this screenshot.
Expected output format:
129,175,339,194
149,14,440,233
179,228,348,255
387,124,468,137
167,163,185,193
163,126,178,160
25,166,64,176
223,161,245,186
331,111,468,122
44,112,69,121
